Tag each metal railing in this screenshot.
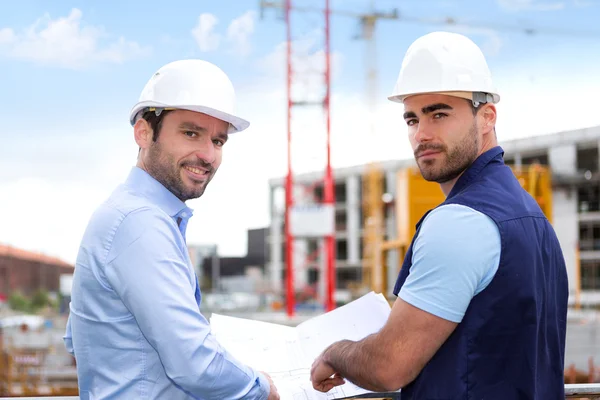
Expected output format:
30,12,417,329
566,383,600,399
0,384,599,399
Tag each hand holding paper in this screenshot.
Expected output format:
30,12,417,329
209,292,398,400
310,352,345,393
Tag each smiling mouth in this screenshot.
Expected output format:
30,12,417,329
183,165,210,176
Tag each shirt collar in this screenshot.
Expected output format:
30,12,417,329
124,167,194,221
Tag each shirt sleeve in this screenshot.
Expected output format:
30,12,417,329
63,311,75,357
102,207,269,400
398,204,501,323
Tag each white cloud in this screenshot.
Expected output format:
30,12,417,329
497,0,566,11
0,28,14,43
494,62,600,139
1,179,112,264
0,126,135,185
0,8,150,69
191,13,221,52
573,0,593,6
255,29,344,104
1,124,138,264
234,30,405,180
226,11,257,57
191,11,258,57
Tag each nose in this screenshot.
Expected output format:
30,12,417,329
193,136,216,164
413,118,434,144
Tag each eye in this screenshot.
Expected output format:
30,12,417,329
405,118,418,126
184,131,197,138
433,113,447,120
213,138,226,147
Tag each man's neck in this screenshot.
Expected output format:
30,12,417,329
439,141,498,197
440,176,461,197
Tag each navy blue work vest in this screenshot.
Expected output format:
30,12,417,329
393,146,569,399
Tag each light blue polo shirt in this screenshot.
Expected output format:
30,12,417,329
398,204,502,323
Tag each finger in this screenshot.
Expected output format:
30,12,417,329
330,376,345,386
313,382,331,392
313,381,338,393
309,361,328,381
312,376,345,392
325,375,345,386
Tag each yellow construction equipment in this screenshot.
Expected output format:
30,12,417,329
0,326,79,397
362,162,553,294
362,164,386,294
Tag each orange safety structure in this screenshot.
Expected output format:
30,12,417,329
362,163,553,295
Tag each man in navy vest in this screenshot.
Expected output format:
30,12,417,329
310,31,569,399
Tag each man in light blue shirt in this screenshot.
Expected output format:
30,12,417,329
64,60,279,400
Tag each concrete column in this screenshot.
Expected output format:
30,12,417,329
549,143,577,175
346,175,361,265
514,152,522,168
549,144,579,301
318,238,326,304
294,239,309,290
385,170,399,294
211,251,220,292
269,185,283,293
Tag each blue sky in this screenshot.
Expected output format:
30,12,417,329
1,0,600,264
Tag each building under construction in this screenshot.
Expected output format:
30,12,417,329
267,125,600,307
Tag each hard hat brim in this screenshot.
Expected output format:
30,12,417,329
129,101,250,133
388,90,500,104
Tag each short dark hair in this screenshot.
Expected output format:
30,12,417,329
467,99,481,116
466,99,497,137
141,110,173,141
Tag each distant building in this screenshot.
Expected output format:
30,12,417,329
268,126,600,306
193,227,269,292
0,244,74,296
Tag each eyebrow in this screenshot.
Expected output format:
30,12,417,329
179,122,228,142
403,103,454,119
179,122,207,132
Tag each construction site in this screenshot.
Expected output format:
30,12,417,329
260,0,600,396
1,0,600,399
268,127,600,308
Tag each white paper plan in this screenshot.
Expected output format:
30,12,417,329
209,291,396,400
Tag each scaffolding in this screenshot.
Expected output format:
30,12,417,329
260,0,336,316
361,163,555,294
362,163,385,294
259,0,398,315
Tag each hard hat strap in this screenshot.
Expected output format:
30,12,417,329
146,107,176,116
472,92,494,108
133,107,176,123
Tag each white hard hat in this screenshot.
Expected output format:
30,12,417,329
388,31,500,105
129,59,250,133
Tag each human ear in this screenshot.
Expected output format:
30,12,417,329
480,104,497,135
134,119,153,149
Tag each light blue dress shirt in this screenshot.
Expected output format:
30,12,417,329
399,204,501,323
64,167,269,400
